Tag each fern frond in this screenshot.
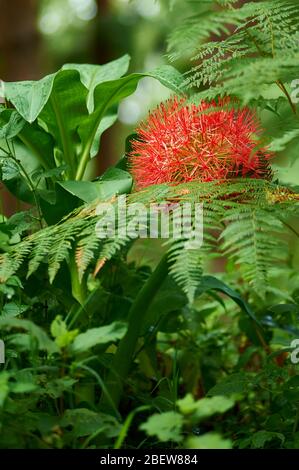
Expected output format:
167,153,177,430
171,0,299,106
75,224,101,281
219,206,287,297
167,238,203,303
0,179,297,297
0,240,32,283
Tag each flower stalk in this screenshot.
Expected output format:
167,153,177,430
101,253,169,410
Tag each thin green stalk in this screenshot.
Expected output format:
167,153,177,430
101,253,169,410
75,143,91,181
114,405,150,449
276,79,297,116
5,139,43,228
50,94,76,178
77,363,121,421
69,255,87,305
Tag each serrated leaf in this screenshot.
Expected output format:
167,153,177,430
140,411,183,443
187,433,232,449
177,394,234,419
71,321,127,353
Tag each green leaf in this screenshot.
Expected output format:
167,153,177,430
0,109,25,139
140,411,183,443
71,321,127,353
39,69,88,178
4,73,56,123
251,431,285,449
90,112,118,158
63,54,130,112
40,182,80,225
146,65,185,95
50,315,79,349
177,394,234,420
10,381,37,394
60,408,121,438
197,276,263,328
207,373,249,397
43,377,77,399
2,58,184,182
18,121,55,169
0,317,58,354
96,167,133,196
58,168,132,203
187,433,232,449
76,64,184,180
1,302,28,319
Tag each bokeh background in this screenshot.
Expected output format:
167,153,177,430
0,0,181,174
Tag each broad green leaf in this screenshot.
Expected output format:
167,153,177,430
59,168,132,202
77,65,184,179
90,112,118,158
19,121,55,169
58,181,102,203
39,69,88,178
187,433,232,449
0,317,58,354
59,168,132,203
3,59,184,181
140,411,183,443
0,108,55,169
1,302,28,319
10,382,37,394
4,73,56,123
50,315,79,349
72,321,127,353
43,377,77,399
61,408,121,438
40,182,80,225
177,394,234,420
63,54,130,112
96,167,133,197
0,109,25,139
251,431,285,448
207,373,249,397
197,275,263,328
146,65,184,95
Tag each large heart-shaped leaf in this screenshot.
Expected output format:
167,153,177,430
4,73,56,123
2,57,184,181
59,168,132,203
63,54,130,112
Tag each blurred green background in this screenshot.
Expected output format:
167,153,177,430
0,0,179,173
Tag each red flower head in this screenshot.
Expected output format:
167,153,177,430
129,97,273,190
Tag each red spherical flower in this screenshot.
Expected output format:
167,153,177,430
129,97,273,190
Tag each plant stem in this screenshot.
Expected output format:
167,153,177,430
50,94,76,179
69,254,86,305
276,79,297,115
5,140,43,228
101,253,169,410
